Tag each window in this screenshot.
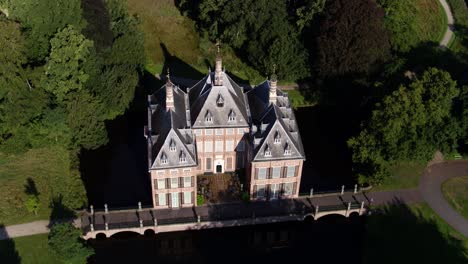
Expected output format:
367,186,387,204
160,152,168,164
226,128,234,135
205,129,213,135
257,185,266,198
215,141,223,152
194,130,202,136
272,167,281,179
284,142,291,155
227,157,233,170
157,179,166,189
270,184,280,199
264,144,272,157
184,176,192,187
216,94,224,107
158,194,167,206
237,128,244,134
179,151,187,163
228,109,236,122
237,141,245,152
171,178,179,188
215,129,223,135
184,192,192,204
169,139,176,152
226,140,234,151
205,111,213,123
206,158,212,171
274,131,281,144
197,158,201,170
204,141,213,152
286,166,296,177
196,141,203,152
283,182,294,196
258,168,267,179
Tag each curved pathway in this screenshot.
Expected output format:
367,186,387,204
419,160,468,236
438,0,455,48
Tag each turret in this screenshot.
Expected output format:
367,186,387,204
269,66,277,105
214,42,223,86
166,69,174,110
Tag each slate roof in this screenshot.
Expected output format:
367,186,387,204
188,72,249,128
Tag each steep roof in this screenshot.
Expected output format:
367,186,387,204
188,72,249,128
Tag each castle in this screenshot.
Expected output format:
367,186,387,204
146,52,305,209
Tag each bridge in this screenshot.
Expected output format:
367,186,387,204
81,189,371,240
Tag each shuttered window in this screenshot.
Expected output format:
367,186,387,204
184,176,191,187
227,157,233,170
286,166,296,177
258,168,267,179
283,182,294,196
171,178,179,188
272,167,281,179
215,141,223,152
158,194,167,206
184,192,192,204
257,185,266,198
204,141,213,152
206,158,212,171
226,140,234,151
157,179,166,189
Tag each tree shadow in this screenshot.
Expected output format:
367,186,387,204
81,0,113,51
48,195,76,227
365,200,467,263
0,224,21,264
23,177,39,196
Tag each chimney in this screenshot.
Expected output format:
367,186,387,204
269,73,277,105
166,69,174,110
214,41,223,86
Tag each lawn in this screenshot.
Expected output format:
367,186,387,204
371,162,426,191
364,203,468,263
413,0,448,44
286,90,316,109
442,176,468,219
127,0,263,84
0,234,62,264
447,0,468,52
0,147,71,225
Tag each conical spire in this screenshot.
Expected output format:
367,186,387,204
214,40,223,86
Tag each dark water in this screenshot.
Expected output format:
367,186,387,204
88,215,365,264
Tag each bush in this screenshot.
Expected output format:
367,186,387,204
48,223,93,264
197,194,205,206
241,192,250,202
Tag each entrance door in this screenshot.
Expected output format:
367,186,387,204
171,193,179,208
216,165,222,173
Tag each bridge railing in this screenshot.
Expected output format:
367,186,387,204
298,184,367,198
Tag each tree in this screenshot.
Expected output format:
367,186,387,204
9,0,84,61
196,0,309,80
348,68,461,184
43,25,95,102
24,195,39,215
314,0,390,78
48,223,94,264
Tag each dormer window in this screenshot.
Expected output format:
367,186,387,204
264,144,272,157
228,109,236,122
169,139,176,152
161,152,168,164
284,142,291,155
274,130,281,144
216,94,224,107
205,110,213,123
179,151,187,163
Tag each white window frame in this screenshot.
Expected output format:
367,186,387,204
158,194,167,206
215,141,223,152
206,158,212,171
157,179,166,189
183,191,192,204
237,128,244,134
171,178,179,188
258,168,267,179
196,141,203,152
272,167,281,179
226,140,234,151
204,141,213,152
215,129,223,135
226,128,234,135
286,166,295,177
171,192,179,207
183,176,191,187
283,182,294,196
194,129,202,136
205,129,213,135
270,184,280,199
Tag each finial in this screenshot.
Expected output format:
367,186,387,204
273,64,276,75
271,63,278,82
166,68,170,80
216,39,221,54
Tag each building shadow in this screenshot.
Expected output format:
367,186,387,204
48,195,76,228
0,224,21,264
364,199,467,263
160,43,205,81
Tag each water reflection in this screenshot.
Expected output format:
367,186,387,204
88,215,364,264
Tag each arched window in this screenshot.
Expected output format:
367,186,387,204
216,94,224,107
264,144,272,157
274,130,281,144
169,139,176,152
179,151,187,163
284,142,291,156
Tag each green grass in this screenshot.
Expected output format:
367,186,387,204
0,234,62,264
447,0,468,53
412,0,447,44
286,90,316,109
364,203,468,263
127,0,263,84
442,176,468,219
0,147,71,225
371,162,426,191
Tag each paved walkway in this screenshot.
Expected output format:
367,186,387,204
419,160,468,236
0,219,81,241
438,0,455,48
